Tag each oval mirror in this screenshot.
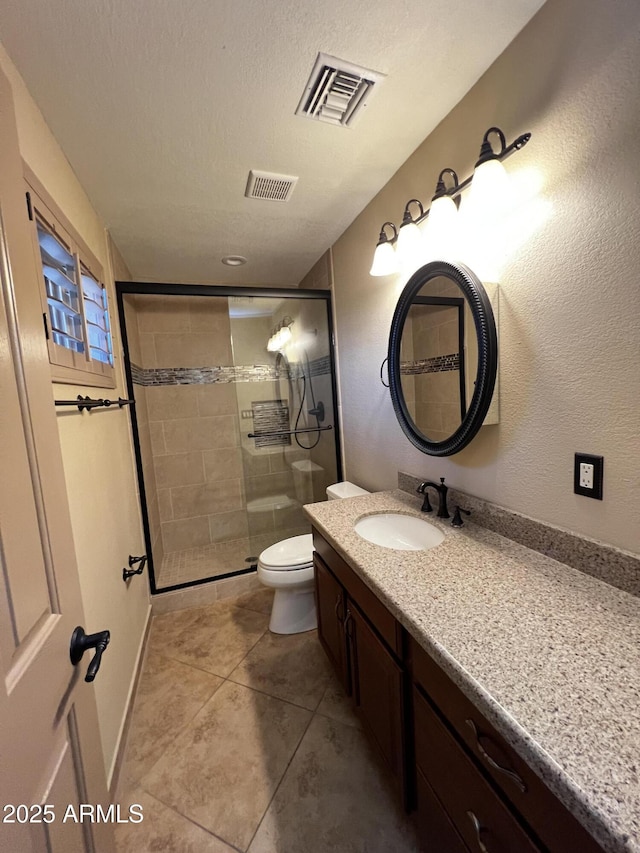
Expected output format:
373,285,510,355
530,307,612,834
388,260,497,456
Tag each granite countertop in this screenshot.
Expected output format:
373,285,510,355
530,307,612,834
303,489,640,853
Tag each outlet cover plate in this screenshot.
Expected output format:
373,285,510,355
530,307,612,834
574,453,603,499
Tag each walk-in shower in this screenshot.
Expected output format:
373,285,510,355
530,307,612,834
117,284,341,593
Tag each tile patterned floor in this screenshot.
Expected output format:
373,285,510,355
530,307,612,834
157,540,255,588
156,527,310,588
114,588,422,853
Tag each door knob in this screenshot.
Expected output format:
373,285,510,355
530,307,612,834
69,626,110,682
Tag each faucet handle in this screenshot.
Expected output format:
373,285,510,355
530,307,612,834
416,482,433,513
451,506,471,527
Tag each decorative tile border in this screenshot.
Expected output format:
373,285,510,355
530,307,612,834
399,471,640,598
401,353,460,375
130,356,330,386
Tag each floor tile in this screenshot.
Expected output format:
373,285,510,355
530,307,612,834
231,587,274,615
115,789,236,853
147,600,269,677
247,714,422,853
141,680,312,850
119,653,223,787
315,672,362,729
229,629,332,710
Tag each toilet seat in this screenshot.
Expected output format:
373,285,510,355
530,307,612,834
258,534,313,571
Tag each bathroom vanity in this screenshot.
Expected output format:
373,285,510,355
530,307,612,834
305,490,640,853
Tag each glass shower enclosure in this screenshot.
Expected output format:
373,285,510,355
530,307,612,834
117,284,341,593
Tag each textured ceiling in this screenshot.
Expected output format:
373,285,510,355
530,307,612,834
1,0,546,285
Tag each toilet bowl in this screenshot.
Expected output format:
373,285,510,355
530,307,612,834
257,481,370,634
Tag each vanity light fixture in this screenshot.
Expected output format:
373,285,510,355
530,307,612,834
369,222,399,276
267,316,293,352
370,127,531,276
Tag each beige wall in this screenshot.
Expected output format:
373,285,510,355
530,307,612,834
331,0,640,555
0,43,150,784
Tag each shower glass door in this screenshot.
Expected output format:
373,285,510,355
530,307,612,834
118,285,340,593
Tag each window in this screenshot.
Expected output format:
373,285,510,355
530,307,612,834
26,173,115,387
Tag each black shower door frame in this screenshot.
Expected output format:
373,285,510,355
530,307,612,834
116,281,342,595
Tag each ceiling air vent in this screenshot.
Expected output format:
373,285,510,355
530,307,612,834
296,52,385,128
245,170,298,202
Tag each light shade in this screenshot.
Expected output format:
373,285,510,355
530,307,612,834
424,194,458,259
370,240,398,276
396,220,424,271
463,128,510,226
467,157,509,221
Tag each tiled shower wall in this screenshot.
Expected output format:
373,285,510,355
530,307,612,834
131,295,248,555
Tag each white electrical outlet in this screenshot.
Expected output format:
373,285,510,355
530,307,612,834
579,462,594,489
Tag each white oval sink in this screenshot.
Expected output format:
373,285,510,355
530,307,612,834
354,513,445,551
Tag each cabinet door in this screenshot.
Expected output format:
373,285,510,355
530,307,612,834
314,555,350,693
348,602,405,797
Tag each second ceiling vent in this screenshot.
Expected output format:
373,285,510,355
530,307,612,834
296,52,386,128
245,170,299,202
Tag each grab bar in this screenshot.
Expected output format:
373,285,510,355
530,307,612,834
247,425,333,439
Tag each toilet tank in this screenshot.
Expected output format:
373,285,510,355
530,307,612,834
326,481,370,500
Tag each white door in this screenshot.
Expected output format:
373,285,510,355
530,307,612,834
0,66,116,853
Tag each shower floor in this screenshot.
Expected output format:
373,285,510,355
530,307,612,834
156,524,311,589
156,539,255,588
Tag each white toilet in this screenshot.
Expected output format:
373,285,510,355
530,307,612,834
257,481,369,634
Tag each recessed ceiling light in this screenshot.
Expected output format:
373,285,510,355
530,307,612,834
222,255,247,266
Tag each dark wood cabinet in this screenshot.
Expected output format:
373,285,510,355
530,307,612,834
315,553,350,693
411,638,604,853
414,767,469,853
313,537,407,801
414,685,542,853
347,602,406,798
312,527,606,853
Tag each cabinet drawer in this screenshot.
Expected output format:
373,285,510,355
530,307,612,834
313,529,402,657
415,767,469,853
414,686,542,853
411,639,603,853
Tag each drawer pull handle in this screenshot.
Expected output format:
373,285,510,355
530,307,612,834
467,811,491,853
465,718,527,793
344,608,354,639
334,594,344,623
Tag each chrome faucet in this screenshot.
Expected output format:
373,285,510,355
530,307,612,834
416,477,450,518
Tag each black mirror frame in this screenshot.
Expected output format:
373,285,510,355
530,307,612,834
388,260,498,457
